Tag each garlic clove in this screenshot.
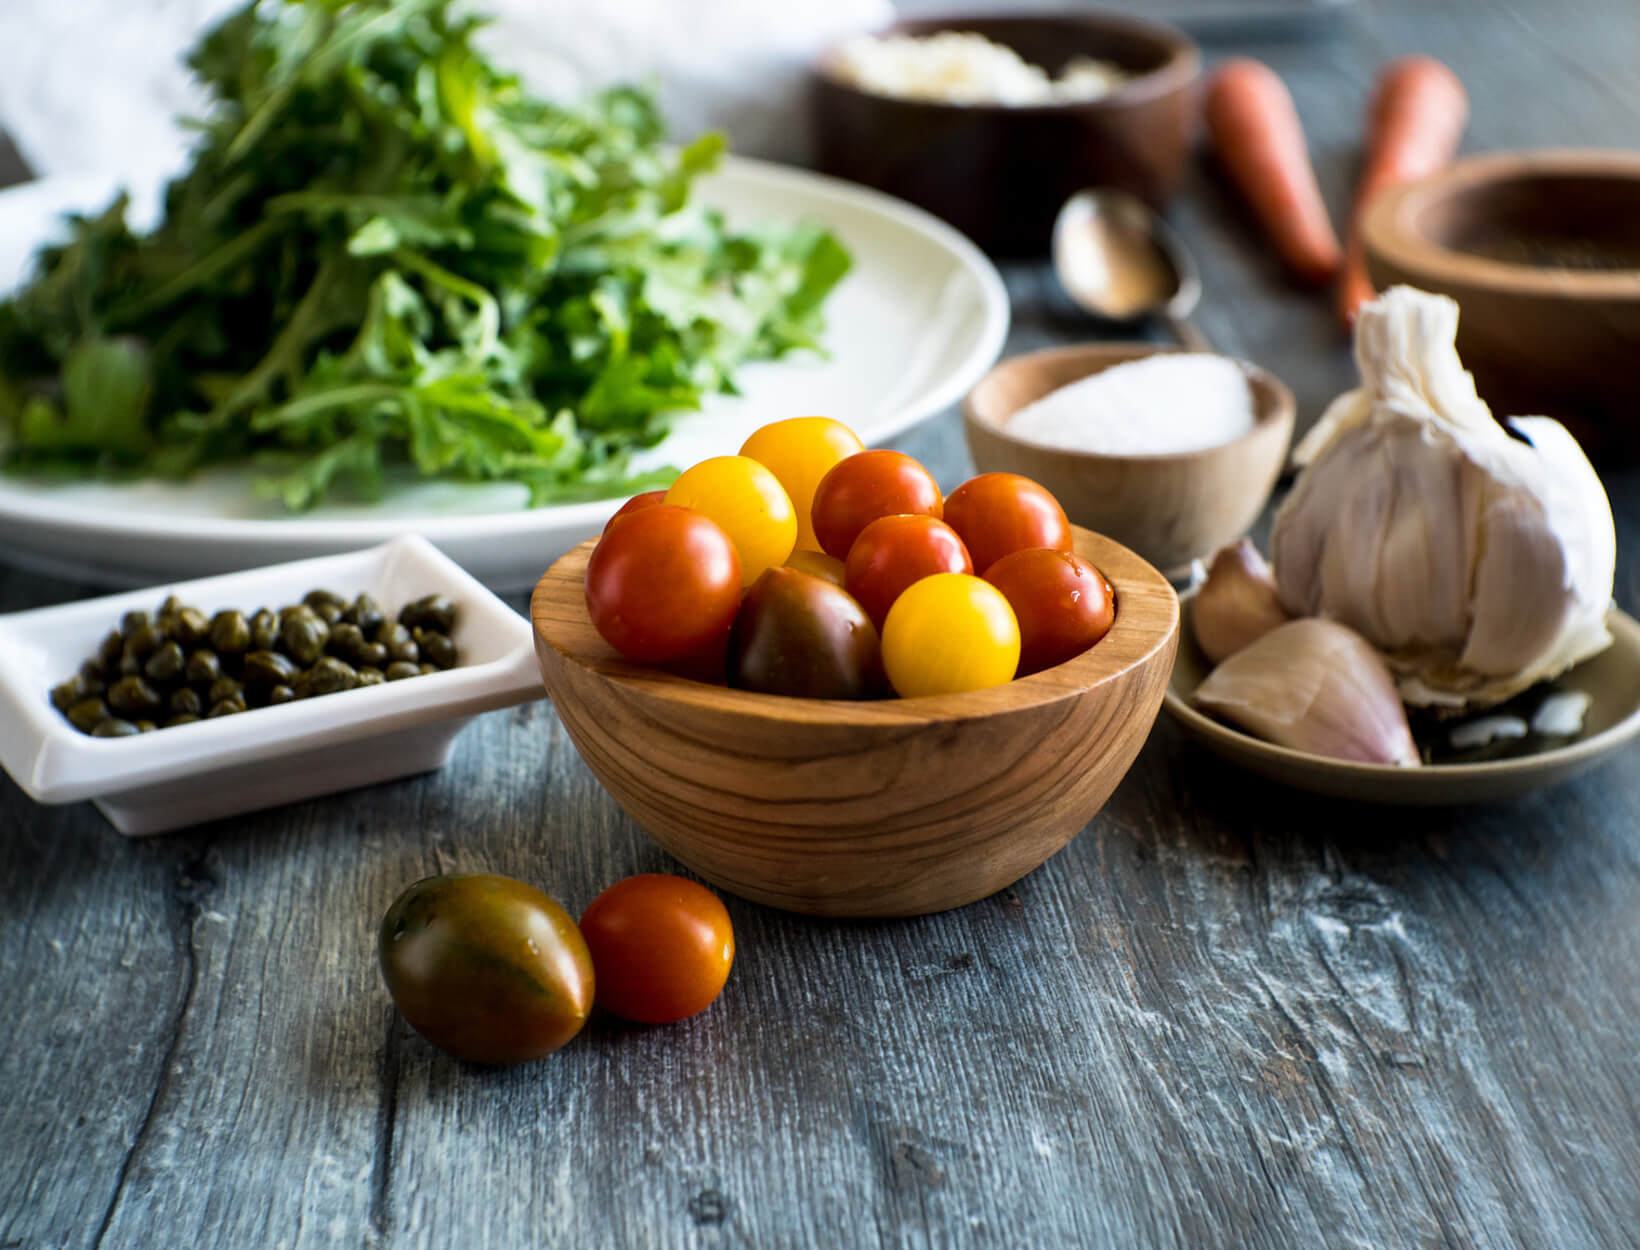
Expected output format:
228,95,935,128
1193,618,1421,766
1192,539,1292,665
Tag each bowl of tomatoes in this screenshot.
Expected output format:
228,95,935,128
530,420,1179,918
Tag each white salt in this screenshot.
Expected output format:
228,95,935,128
1006,353,1257,455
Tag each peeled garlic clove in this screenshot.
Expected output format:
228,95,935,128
1193,618,1420,766
1192,539,1292,665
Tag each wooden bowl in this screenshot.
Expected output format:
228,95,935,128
1362,150,1640,454
531,527,1179,918
811,12,1200,256
963,344,1295,574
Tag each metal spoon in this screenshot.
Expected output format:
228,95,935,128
1051,188,1212,352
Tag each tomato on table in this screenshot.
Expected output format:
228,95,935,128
740,417,865,552
810,450,943,559
584,505,741,663
843,514,973,627
880,573,1020,697
665,456,798,585
603,489,667,533
579,874,735,1024
984,548,1116,676
729,567,881,699
942,473,1072,575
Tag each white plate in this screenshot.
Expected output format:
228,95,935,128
0,535,543,834
0,157,1009,590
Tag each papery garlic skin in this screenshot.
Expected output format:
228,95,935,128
1193,539,1291,665
1193,618,1420,766
1272,286,1615,711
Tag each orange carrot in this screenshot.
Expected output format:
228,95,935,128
1339,56,1468,327
1204,58,1342,288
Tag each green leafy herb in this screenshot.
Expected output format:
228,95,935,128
0,0,850,508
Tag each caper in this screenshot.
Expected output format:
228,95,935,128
185,649,222,685
118,654,142,677
250,609,280,651
400,594,456,633
385,661,422,682
51,672,96,712
314,601,344,625
67,697,111,733
290,671,313,700
268,684,297,706
164,714,201,728
92,718,141,738
376,621,412,649
207,696,247,718
328,622,365,659
419,632,458,669
108,676,164,717
304,589,347,611
355,641,389,668
120,610,151,637
208,677,244,705
145,641,186,683
418,662,439,676
210,610,251,656
124,623,167,663
347,594,385,635
356,667,385,687
135,720,158,734
158,595,186,619
281,606,330,665
390,638,419,664
170,687,204,717
78,659,106,688
97,630,125,671
243,650,300,685
173,607,211,647
309,656,359,695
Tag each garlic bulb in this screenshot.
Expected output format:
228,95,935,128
1192,539,1292,665
1271,286,1616,711
1193,618,1420,766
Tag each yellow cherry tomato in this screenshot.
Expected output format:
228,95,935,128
665,456,797,586
739,417,865,552
881,574,1021,697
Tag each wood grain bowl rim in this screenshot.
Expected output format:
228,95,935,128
962,341,1296,468
1362,149,1640,298
811,10,1201,113
1163,592,1640,797
531,525,1179,729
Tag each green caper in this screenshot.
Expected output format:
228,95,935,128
170,687,204,717
207,696,247,718
314,601,345,625
400,594,457,633
92,718,141,738
281,606,330,665
108,676,164,717
164,714,201,728
385,661,422,682
328,622,365,659
118,654,142,677
347,594,385,635
208,677,244,705
158,595,186,619
376,621,412,649
67,697,111,733
173,607,211,646
97,630,125,671
418,662,439,676
355,641,389,668
304,589,347,611
120,610,151,637
210,610,251,656
185,649,222,685
123,622,167,663
309,656,359,695
145,641,186,683
268,684,297,706
135,720,158,733
51,672,96,711
419,632,458,669
390,638,419,664
250,609,280,651
243,650,300,686
356,667,385,686
78,659,106,688
290,671,314,700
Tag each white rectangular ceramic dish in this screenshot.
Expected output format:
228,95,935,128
0,535,543,835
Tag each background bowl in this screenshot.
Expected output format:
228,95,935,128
531,527,1179,918
811,12,1200,256
1362,149,1640,455
964,343,1295,574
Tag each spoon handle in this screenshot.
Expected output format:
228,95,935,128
1166,315,1213,353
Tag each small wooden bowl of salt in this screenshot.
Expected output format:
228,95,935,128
963,344,1294,574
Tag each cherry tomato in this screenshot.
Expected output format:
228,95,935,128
740,417,865,552
881,573,1020,697
603,489,667,533
380,874,594,1065
579,874,735,1024
810,450,943,559
843,514,973,627
784,548,847,587
585,505,741,663
942,473,1072,575
729,567,882,699
665,456,798,585
984,548,1116,676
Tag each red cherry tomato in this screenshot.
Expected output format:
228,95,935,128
943,473,1072,575
843,514,974,627
603,489,667,533
984,548,1115,675
584,506,741,663
579,875,735,1024
810,450,943,559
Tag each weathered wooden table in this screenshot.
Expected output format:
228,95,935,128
5,0,1639,1246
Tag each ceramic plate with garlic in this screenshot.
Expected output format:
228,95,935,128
1162,286,1640,804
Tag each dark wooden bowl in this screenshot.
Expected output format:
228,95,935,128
1362,150,1640,454
531,527,1179,918
811,12,1200,257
